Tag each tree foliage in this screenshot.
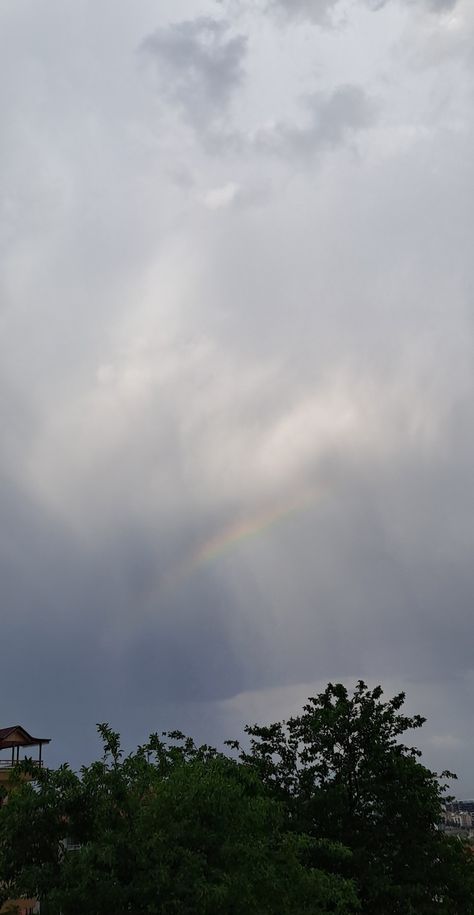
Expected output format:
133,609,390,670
1,682,474,914
0,725,356,915
239,681,474,914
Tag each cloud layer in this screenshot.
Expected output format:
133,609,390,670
1,0,474,790
268,0,459,23
141,17,247,129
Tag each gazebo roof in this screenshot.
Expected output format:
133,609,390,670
0,726,51,750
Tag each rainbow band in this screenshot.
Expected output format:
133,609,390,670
163,488,319,592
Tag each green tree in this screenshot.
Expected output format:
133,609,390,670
4,683,473,914
239,680,474,914
0,725,357,915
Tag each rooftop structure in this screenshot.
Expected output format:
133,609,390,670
0,725,50,783
0,726,51,912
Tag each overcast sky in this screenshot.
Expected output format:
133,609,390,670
2,0,474,792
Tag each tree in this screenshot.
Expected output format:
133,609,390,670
239,680,474,914
3,682,474,914
0,725,357,915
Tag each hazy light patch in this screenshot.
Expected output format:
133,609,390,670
201,181,240,208
429,734,464,749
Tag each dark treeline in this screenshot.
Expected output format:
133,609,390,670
1,681,474,914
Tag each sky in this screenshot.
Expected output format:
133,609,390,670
2,0,474,792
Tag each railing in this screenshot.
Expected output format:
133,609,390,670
0,759,42,769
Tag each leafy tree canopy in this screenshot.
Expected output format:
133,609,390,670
1,682,474,914
239,680,474,914
0,724,356,915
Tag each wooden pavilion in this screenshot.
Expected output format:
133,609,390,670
0,727,51,914
0,726,50,786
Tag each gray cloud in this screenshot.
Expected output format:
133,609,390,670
270,0,459,19
372,0,458,8
1,0,474,795
428,0,458,7
140,17,247,130
255,85,375,158
398,0,458,8
266,0,339,24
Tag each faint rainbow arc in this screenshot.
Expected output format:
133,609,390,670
161,488,320,592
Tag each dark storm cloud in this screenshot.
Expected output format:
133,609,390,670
255,85,375,158
0,490,247,767
125,574,246,703
140,17,247,129
4,402,474,775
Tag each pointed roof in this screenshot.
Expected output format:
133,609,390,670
0,726,51,750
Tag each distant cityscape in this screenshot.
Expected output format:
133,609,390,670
441,802,474,837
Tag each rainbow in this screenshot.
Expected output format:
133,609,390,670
162,488,320,592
